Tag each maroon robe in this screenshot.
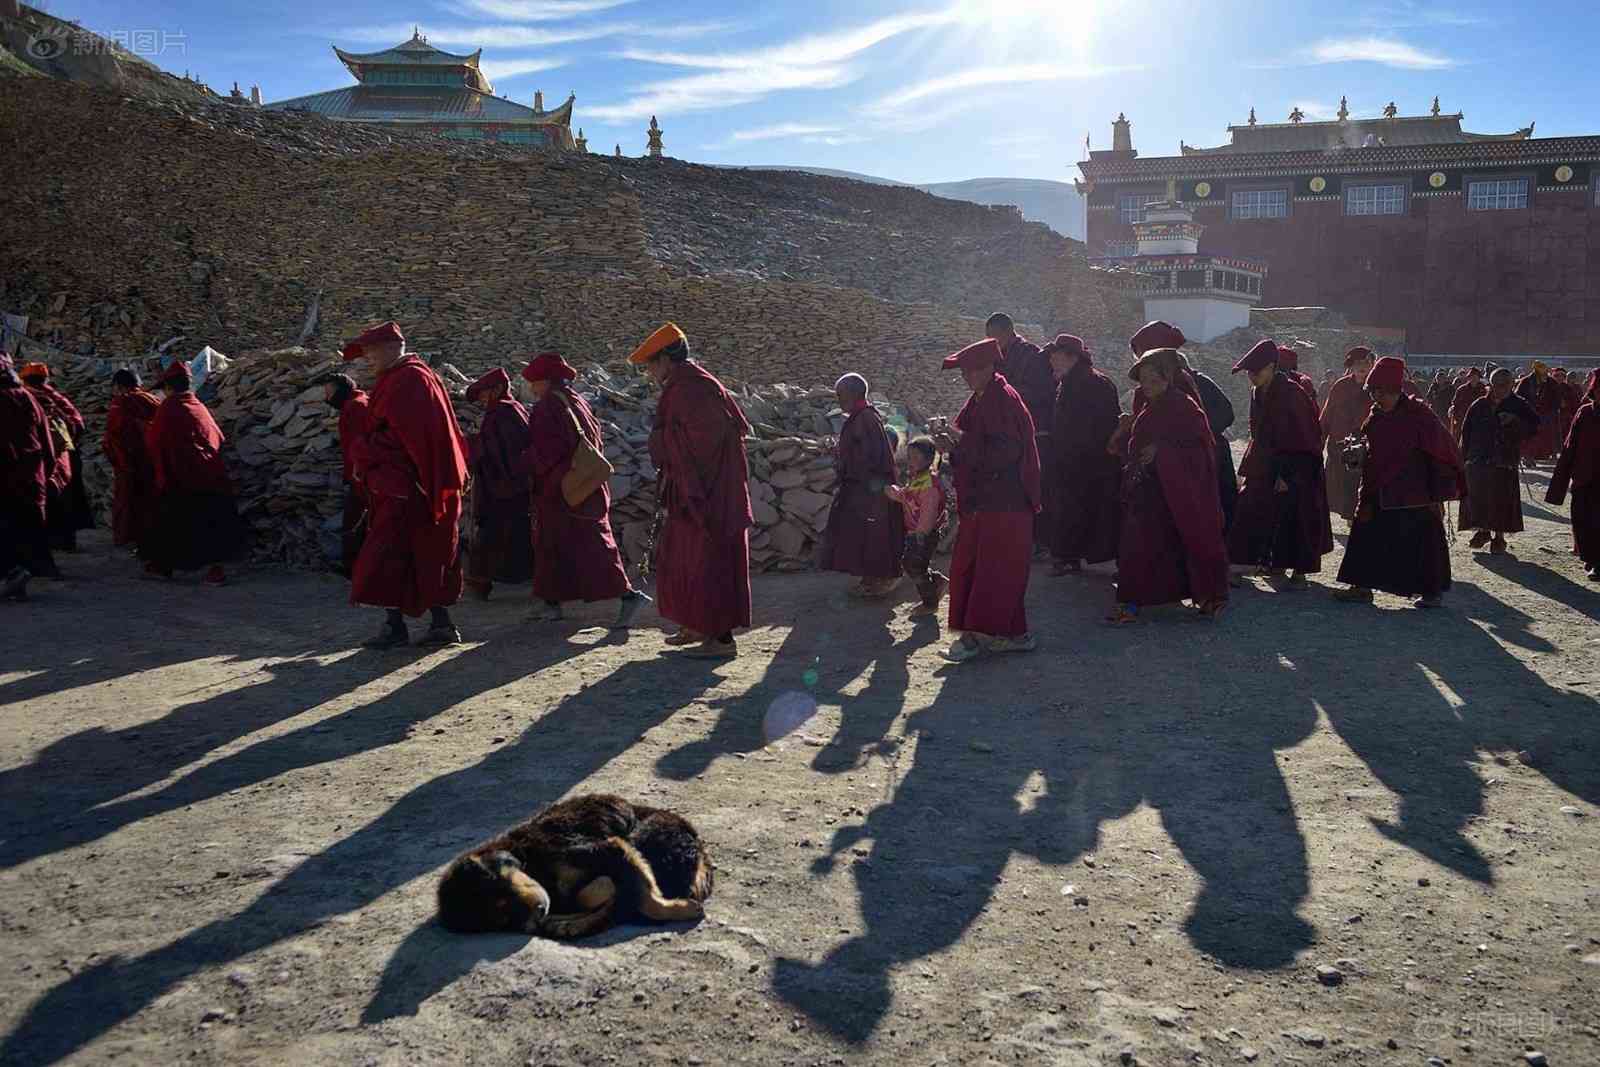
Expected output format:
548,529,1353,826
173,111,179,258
1049,359,1121,564
1001,335,1056,547
351,356,469,616
1319,373,1368,520
947,373,1040,637
820,402,903,579
526,386,629,603
464,395,533,592
27,380,93,540
1458,392,1538,533
1336,395,1464,597
1548,386,1600,568
649,360,753,637
0,380,53,575
103,388,161,545
1449,379,1486,438
1516,373,1566,461
1117,385,1228,608
1426,377,1454,424
336,390,371,572
1229,372,1334,572
140,390,244,572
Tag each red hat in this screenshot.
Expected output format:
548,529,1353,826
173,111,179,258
465,367,511,400
1130,321,1185,356
1344,346,1374,367
1043,334,1091,359
521,351,577,383
1231,339,1279,375
1365,356,1407,392
1275,346,1299,371
942,338,1003,371
156,360,192,387
18,361,50,380
341,320,404,361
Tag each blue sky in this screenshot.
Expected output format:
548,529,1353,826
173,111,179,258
52,0,1597,184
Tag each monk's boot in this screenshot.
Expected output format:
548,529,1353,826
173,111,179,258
613,589,651,629
1285,572,1309,591
663,628,703,646
1468,530,1492,549
419,608,462,646
1490,535,1508,555
364,612,410,650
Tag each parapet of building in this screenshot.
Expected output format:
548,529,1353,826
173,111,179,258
263,28,577,149
1077,100,1600,356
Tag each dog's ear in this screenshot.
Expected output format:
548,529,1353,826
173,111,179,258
485,850,524,874
437,854,504,932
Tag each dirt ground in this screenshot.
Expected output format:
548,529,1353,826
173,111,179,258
3,467,1599,1067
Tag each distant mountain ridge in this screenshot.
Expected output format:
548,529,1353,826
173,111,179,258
738,167,1085,241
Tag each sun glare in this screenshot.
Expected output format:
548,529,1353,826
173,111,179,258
953,0,1096,62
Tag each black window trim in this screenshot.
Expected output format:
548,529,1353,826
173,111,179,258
1463,171,1535,212
1228,181,1293,221
1342,175,1411,218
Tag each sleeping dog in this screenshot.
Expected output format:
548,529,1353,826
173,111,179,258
437,794,713,939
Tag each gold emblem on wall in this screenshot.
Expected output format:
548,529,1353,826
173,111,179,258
1429,171,1447,188
1308,176,1327,193
1194,181,1212,198
1555,165,1574,183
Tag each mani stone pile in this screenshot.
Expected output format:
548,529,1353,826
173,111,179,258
56,347,922,574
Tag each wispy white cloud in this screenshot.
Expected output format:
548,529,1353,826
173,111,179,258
454,0,636,20
1301,36,1455,69
339,18,725,50
865,62,1140,122
728,123,845,143
803,134,867,147
1288,99,1339,122
589,10,958,122
480,57,566,81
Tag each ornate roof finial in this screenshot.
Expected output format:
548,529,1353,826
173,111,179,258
615,143,622,157
647,115,664,158
1383,101,1398,119
575,128,588,152
413,25,420,39
1431,95,1441,116
1248,107,1257,126
1288,106,1305,124
1337,95,1349,121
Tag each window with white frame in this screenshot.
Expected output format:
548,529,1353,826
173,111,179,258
1467,177,1528,211
1231,187,1289,219
1345,183,1406,216
1118,193,1165,225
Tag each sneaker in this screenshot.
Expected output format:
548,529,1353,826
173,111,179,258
989,632,1037,654
664,628,703,646
523,602,565,623
418,623,463,646
613,589,651,629
941,636,983,663
685,637,737,660
363,624,410,650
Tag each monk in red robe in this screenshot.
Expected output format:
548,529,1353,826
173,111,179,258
1109,347,1228,623
1548,373,1600,579
819,372,904,597
0,352,54,598
633,324,752,659
1334,357,1465,608
140,361,244,585
104,368,161,548
1458,368,1538,553
317,372,370,576
1449,368,1487,438
1320,346,1375,521
1426,371,1454,424
1516,362,1566,463
1275,346,1318,404
20,362,93,552
461,367,533,600
987,313,1056,554
1228,339,1334,587
520,352,647,626
1043,334,1120,574
344,321,469,648
1555,368,1582,444
934,338,1041,662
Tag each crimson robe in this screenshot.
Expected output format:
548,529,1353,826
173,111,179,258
1516,374,1567,461
1117,385,1228,608
1426,377,1455,424
1548,391,1600,568
526,386,629,603
103,388,161,545
336,390,371,572
648,360,753,637
1336,395,1463,597
1229,372,1334,572
464,395,533,591
27,381,92,540
351,356,468,616
819,403,903,579
1449,380,1486,438
1319,373,1368,520
947,373,1039,637
0,380,53,575
1049,359,1121,564
140,390,244,571
1458,392,1537,533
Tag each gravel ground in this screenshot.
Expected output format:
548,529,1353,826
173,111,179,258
2,470,1598,1066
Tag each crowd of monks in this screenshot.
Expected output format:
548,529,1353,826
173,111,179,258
5,318,1600,661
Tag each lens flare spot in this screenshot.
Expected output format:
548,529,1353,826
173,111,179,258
763,690,819,746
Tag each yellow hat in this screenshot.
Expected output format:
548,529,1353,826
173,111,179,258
628,322,687,365
1531,360,1548,374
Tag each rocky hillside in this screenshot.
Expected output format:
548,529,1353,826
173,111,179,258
0,74,1135,418
0,4,213,101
